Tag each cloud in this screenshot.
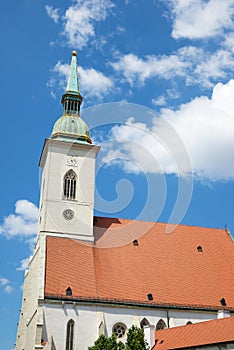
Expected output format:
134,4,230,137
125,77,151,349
102,79,234,181
152,95,167,107
0,278,14,294
79,66,113,99
193,49,234,87
52,61,113,99
62,0,114,49
45,5,59,23
223,32,234,52
4,285,14,294
15,200,38,221
111,46,234,88
110,52,188,86
0,278,9,286
17,257,30,271
0,200,38,238
167,0,234,39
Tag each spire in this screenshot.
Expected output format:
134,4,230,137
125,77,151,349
66,50,80,93
50,51,92,145
61,51,83,115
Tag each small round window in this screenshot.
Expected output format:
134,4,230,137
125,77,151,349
112,323,127,339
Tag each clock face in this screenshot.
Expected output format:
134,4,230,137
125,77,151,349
66,156,78,167
63,209,74,220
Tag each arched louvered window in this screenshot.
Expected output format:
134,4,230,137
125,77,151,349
64,170,77,200
66,319,74,350
64,99,79,115
156,319,167,330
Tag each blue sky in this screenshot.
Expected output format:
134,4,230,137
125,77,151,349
0,0,234,348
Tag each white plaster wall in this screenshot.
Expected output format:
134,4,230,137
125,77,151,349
192,345,234,350
42,302,218,350
39,140,99,240
43,304,98,350
168,310,217,327
15,235,46,350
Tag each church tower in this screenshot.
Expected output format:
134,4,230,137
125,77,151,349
15,51,234,350
39,51,100,242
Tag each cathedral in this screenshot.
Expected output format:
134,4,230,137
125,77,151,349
15,52,234,350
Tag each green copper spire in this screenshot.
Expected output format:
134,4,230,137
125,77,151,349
50,51,92,145
66,50,80,93
61,50,83,116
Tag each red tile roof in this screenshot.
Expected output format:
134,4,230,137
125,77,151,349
45,218,234,309
153,316,234,349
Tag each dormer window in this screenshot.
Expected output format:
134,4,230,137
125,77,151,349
147,293,153,301
66,287,72,296
64,170,77,200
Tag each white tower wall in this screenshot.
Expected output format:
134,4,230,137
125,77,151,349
39,139,100,241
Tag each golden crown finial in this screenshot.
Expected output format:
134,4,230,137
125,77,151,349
72,50,77,56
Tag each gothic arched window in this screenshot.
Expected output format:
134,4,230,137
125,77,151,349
140,318,150,329
156,319,167,330
64,170,77,200
66,319,74,350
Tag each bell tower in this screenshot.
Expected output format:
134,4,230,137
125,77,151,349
39,51,100,242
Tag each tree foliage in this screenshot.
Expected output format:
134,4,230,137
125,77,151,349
88,325,149,350
88,334,125,350
125,326,149,350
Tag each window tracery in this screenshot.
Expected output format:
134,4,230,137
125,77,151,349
64,170,77,200
112,323,127,339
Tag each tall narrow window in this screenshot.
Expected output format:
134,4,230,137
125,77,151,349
66,319,74,350
64,170,77,200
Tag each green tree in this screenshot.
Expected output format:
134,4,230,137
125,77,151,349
88,325,149,350
125,325,149,350
88,334,125,350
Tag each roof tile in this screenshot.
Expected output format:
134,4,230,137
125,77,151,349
153,316,234,349
45,218,234,309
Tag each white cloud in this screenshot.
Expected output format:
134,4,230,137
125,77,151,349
193,49,234,87
223,32,234,52
0,278,14,294
79,66,113,99
4,285,14,294
62,0,114,49
45,5,59,23
167,0,234,39
0,277,9,286
52,61,113,99
111,46,234,88
17,257,30,271
15,200,38,221
111,52,188,85
102,79,234,181
0,200,38,238
152,95,167,107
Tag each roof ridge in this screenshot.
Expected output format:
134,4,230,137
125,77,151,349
94,215,226,231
